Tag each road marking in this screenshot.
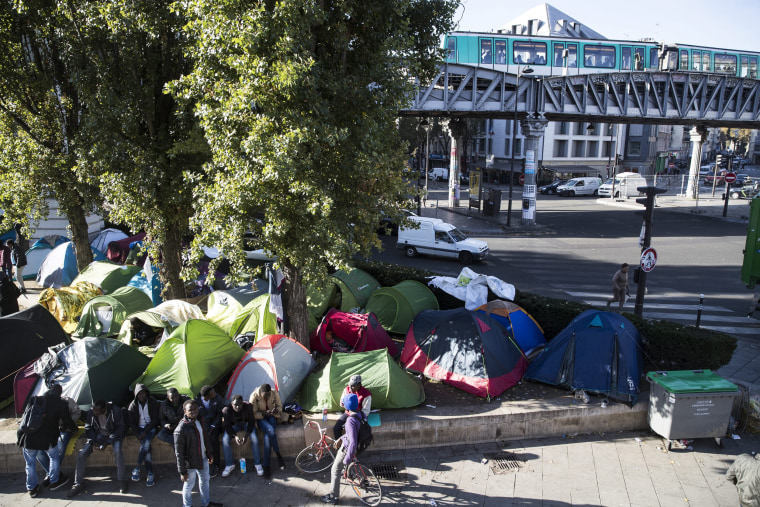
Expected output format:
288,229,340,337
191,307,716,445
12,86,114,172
574,296,732,312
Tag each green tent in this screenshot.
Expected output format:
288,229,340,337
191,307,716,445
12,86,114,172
365,280,439,334
229,292,278,339
306,268,381,332
132,319,245,397
206,283,267,335
72,286,154,339
298,349,425,412
118,300,205,354
71,261,141,295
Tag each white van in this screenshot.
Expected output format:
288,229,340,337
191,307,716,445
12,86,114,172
429,166,449,181
397,216,489,264
598,172,648,198
556,177,603,196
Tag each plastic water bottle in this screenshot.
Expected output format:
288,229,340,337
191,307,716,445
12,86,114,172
322,407,328,421
240,458,246,474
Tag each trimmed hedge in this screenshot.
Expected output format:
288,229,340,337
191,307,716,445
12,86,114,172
356,260,737,371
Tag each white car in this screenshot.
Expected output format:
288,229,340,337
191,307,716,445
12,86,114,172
557,177,603,196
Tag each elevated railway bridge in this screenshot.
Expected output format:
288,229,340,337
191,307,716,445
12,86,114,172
400,63,760,225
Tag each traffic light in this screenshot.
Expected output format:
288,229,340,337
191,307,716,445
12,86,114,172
716,154,724,168
635,186,668,225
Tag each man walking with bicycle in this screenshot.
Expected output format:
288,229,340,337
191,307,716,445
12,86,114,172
321,393,360,505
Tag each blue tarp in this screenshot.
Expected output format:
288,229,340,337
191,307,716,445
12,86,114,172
524,309,643,405
127,259,164,306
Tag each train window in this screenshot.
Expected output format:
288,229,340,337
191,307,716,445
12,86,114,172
750,57,758,79
584,45,616,68
553,43,564,67
693,50,701,70
715,53,737,74
513,41,547,65
741,56,749,77
649,48,659,69
480,39,492,64
634,48,645,70
622,47,632,70
495,40,507,65
567,44,577,67
702,52,711,72
447,38,457,62
680,50,688,70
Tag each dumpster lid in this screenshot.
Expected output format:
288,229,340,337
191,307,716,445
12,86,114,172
646,370,738,393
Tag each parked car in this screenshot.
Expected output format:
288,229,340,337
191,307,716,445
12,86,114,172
598,172,647,198
732,174,752,187
699,163,715,178
729,182,760,200
538,180,566,195
703,169,727,185
557,177,603,196
397,216,488,264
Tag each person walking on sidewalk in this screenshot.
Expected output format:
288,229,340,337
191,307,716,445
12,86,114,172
196,385,224,478
127,383,160,487
606,263,630,313
727,453,760,507
69,399,128,497
249,383,286,479
174,399,223,507
6,239,26,294
17,384,76,497
321,393,361,505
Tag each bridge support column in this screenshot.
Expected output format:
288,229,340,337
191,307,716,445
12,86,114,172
520,117,548,226
447,119,467,207
686,126,708,199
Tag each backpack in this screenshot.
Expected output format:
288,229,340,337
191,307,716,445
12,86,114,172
350,413,373,455
19,395,47,435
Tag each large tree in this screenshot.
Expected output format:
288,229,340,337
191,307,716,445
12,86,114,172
177,0,457,347
0,2,101,269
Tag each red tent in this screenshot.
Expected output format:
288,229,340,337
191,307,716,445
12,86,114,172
107,232,146,264
310,308,400,358
401,308,528,399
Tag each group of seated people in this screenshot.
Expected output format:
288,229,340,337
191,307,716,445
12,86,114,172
20,381,289,504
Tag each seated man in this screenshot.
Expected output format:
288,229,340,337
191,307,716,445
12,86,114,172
325,329,352,353
127,384,160,487
157,388,189,449
221,395,258,477
250,384,286,479
333,375,372,438
69,399,127,497
196,385,224,478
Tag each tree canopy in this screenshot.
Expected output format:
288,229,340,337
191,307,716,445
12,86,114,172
176,0,457,345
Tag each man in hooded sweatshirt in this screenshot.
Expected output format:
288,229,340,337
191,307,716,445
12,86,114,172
127,384,160,487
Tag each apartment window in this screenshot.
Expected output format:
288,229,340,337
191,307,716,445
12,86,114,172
603,141,616,158
573,140,585,157
587,141,599,158
574,122,585,135
505,120,512,136
555,122,570,135
504,139,511,156
554,140,568,158
514,139,522,156
628,140,642,157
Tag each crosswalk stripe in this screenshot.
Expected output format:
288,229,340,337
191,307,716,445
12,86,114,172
641,311,760,324
701,326,760,335
578,298,732,312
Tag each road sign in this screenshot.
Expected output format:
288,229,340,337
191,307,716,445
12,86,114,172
725,172,737,184
640,247,657,273
518,174,525,185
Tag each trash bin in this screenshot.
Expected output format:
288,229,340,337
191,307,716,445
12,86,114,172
647,370,738,449
483,189,501,217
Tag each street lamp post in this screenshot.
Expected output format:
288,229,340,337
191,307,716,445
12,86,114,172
420,119,430,210
506,65,533,227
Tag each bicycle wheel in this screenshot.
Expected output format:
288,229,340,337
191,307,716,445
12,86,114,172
295,442,334,474
346,461,382,506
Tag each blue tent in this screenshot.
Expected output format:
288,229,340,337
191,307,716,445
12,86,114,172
127,259,164,306
24,236,69,280
36,241,107,289
475,300,546,359
524,310,643,405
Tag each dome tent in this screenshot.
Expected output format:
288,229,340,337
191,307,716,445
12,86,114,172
365,280,439,334
72,285,153,339
474,300,546,358
310,308,400,358
298,349,425,412
205,282,267,335
306,268,381,332
72,261,141,295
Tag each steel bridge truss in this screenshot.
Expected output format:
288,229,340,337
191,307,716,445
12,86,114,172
405,63,760,128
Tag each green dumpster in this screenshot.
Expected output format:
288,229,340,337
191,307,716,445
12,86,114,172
647,370,738,449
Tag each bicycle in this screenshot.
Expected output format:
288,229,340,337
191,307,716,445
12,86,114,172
344,457,382,506
295,420,336,473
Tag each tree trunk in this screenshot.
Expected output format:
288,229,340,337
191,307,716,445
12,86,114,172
63,200,93,272
282,259,309,350
160,223,185,300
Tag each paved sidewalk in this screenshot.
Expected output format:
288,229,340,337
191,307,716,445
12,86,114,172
0,430,755,506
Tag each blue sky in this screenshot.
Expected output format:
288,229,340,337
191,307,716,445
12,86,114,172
454,0,760,51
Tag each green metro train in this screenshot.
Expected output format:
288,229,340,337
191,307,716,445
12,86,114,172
444,31,759,79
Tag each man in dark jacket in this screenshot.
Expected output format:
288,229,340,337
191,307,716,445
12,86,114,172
127,383,160,487
196,384,224,477
69,399,128,497
6,239,26,294
221,395,256,478
174,399,223,507
17,385,76,497
0,271,20,316
157,387,189,448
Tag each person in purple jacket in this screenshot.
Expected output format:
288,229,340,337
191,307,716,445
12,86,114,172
321,393,361,505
